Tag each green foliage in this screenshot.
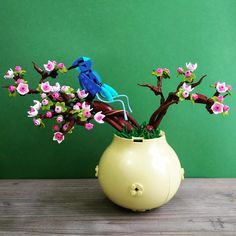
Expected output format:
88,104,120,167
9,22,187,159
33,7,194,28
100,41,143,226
116,122,161,139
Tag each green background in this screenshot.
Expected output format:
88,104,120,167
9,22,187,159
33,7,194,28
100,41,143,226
0,0,235,178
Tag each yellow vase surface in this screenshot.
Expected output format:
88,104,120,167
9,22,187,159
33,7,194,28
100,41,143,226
96,131,184,211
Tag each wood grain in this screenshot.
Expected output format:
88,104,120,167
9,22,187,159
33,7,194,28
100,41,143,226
0,179,236,235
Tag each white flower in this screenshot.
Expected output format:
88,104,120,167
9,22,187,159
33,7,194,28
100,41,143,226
182,83,194,92
44,60,55,72
186,62,197,72
94,111,105,124
4,68,14,79
51,82,61,92
16,83,29,95
61,85,69,93
41,81,52,93
77,88,89,99
216,82,228,93
33,100,41,110
27,106,38,117
82,101,93,112
53,132,65,144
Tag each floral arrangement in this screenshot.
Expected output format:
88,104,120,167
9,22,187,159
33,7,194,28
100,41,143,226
2,59,232,143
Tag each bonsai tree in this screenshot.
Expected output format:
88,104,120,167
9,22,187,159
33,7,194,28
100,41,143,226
2,59,232,143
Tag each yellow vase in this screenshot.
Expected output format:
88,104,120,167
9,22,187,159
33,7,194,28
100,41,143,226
96,131,184,211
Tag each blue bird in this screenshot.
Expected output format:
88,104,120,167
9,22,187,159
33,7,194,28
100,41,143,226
68,57,132,120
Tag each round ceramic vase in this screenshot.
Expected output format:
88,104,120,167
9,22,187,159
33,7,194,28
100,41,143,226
96,131,184,211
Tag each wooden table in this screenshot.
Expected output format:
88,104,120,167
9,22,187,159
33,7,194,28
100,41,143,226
0,179,235,235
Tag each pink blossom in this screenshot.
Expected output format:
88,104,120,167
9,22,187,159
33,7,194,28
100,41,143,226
33,100,41,110
44,60,55,72
63,123,69,131
16,79,23,84
41,93,47,99
17,83,29,95
42,99,49,106
182,83,194,92
94,111,105,124
182,91,189,98
15,66,22,72
85,123,94,130
192,93,199,100
46,111,53,118
33,118,41,126
52,60,57,65
177,67,184,74
41,81,52,93
77,88,89,99
223,105,230,112
185,70,192,77
82,102,92,111
216,82,228,93
51,82,61,92
227,85,232,91
27,106,38,117
186,62,197,72
56,116,63,123
211,102,224,114
156,68,163,75
58,63,65,69
217,95,224,103
53,132,64,144
52,125,60,132
84,111,91,118
4,68,14,79
69,93,75,98
73,104,80,110
55,106,62,113
61,85,69,93
52,92,60,100
8,85,16,93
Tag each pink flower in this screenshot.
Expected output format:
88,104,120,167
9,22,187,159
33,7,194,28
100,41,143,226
58,63,65,69
61,85,69,93
8,85,16,93
42,99,49,106
77,88,89,99
33,100,41,110
216,82,228,93
53,132,64,144
4,68,14,79
44,60,55,72
182,91,189,98
56,116,64,123
17,83,29,95
52,125,60,132
223,105,230,112
85,123,94,130
156,68,163,75
94,111,105,124
46,111,53,118
51,92,60,100
63,123,69,131
41,93,47,99
192,93,199,100
82,102,92,111
51,82,61,92
217,95,224,103
16,79,23,84
55,106,62,113
211,102,224,114
177,67,184,74
15,66,22,72
185,70,192,77
27,106,38,117
33,118,41,126
52,60,57,65
41,81,52,93
186,62,197,72
84,111,91,118
227,85,232,91
73,104,80,110
182,83,194,92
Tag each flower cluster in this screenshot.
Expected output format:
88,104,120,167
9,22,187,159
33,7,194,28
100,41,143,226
177,83,194,101
177,62,198,82
3,60,106,144
152,67,170,78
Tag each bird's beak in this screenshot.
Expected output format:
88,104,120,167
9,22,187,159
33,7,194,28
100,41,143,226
68,65,78,71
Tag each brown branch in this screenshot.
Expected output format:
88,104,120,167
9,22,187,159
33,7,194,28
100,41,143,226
191,75,207,88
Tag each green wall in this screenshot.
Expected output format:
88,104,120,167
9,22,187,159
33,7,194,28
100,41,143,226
0,0,235,178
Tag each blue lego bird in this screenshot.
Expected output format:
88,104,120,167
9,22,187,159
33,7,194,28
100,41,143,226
68,57,132,120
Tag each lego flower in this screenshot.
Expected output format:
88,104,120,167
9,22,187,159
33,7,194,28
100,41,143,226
53,132,64,144
191,93,199,101
182,83,194,92
94,111,105,124
85,123,94,130
186,62,197,72
82,102,92,112
57,63,65,69
52,125,60,132
61,85,69,93
27,106,38,117
217,95,224,103
182,91,189,98
33,100,41,110
177,67,184,74
41,93,47,99
33,118,41,126
51,92,60,100
185,70,192,77
41,81,52,93
4,68,14,79
17,83,29,95
211,102,224,114
8,85,16,93
44,60,55,72
51,82,61,92
15,66,22,72
155,68,163,76
55,106,62,113
56,115,64,123
84,111,91,118
42,99,49,106
55,102,67,113
46,111,53,118
77,88,89,99
223,105,230,112
216,82,228,93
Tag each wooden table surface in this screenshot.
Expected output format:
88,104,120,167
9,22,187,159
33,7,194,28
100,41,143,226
0,179,235,236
